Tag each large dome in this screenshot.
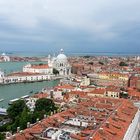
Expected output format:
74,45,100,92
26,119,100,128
56,49,67,61
57,54,67,60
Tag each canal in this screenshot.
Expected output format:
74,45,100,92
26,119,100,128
0,61,59,108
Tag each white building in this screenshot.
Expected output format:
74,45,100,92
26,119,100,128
0,72,52,84
80,77,90,86
23,64,53,74
9,72,51,83
48,49,71,76
1,53,10,62
0,70,4,83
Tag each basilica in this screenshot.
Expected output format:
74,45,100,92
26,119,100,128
23,49,71,76
48,49,71,76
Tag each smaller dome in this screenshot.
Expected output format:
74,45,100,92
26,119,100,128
2,53,6,56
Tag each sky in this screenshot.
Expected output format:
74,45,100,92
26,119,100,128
0,0,140,53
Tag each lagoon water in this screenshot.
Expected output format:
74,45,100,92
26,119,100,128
0,62,59,108
0,61,47,74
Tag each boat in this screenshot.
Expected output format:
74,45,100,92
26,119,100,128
20,95,29,99
9,98,19,105
0,108,7,115
0,99,4,102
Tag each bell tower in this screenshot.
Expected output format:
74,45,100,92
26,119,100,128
48,54,52,67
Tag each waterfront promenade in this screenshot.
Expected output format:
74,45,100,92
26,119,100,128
0,61,59,108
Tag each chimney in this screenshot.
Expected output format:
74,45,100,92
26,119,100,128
54,110,56,114
93,122,97,129
112,115,117,121
80,121,82,127
99,128,104,134
44,114,47,118
105,121,109,128
19,130,23,134
50,90,54,99
27,122,30,128
89,137,93,139
94,122,96,126
17,127,20,133
115,110,117,115
58,108,61,113
36,118,39,122
51,111,53,116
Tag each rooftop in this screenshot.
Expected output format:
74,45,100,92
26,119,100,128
7,97,137,140
31,64,49,69
7,72,42,77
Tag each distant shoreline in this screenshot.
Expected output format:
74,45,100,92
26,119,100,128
1,51,140,57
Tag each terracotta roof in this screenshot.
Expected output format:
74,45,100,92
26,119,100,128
8,72,41,76
55,84,75,90
31,64,49,69
32,93,48,99
8,97,137,140
89,89,106,95
91,99,137,140
106,86,120,92
128,88,140,98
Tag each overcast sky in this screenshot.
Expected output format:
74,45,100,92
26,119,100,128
0,0,140,53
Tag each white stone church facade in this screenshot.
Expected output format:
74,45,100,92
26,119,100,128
48,49,71,76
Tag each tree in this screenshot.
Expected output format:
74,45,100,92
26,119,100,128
53,68,59,75
35,98,56,112
7,100,26,121
83,55,90,58
119,61,128,66
0,133,4,140
4,98,57,133
120,92,128,99
19,107,31,130
8,115,20,132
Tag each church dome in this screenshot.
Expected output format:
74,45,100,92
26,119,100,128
56,49,67,61
2,53,6,56
57,54,67,60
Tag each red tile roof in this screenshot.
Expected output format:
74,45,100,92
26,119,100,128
8,72,41,76
32,93,48,99
31,64,49,69
8,97,137,140
55,84,75,90
89,89,106,95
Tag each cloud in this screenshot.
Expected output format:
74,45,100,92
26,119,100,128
0,0,140,52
